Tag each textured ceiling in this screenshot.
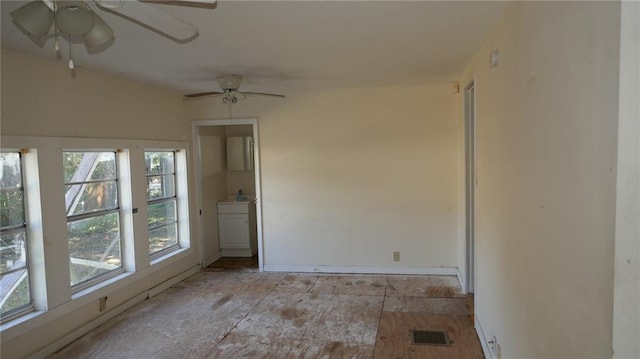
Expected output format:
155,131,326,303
1,1,507,95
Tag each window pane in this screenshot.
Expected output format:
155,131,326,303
145,152,175,175
68,213,121,286
149,224,177,254
0,231,27,273
63,152,116,183
0,190,25,228
0,152,22,189
147,175,175,200
148,200,176,229
65,181,118,216
0,274,30,315
0,152,31,317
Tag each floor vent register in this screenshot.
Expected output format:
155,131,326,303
411,330,452,346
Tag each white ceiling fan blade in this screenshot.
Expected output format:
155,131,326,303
95,0,198,41
239,91,285,98
41,0,55,11
166,0,216,4
140,0,217,9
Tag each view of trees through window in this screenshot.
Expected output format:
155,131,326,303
146,151,178,255
0,146,188,322
64,152,122,286
0,152,32,316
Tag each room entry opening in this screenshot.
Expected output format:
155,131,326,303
464,82,476,294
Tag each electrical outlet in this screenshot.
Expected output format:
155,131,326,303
99,296,108,312
393,251,400,262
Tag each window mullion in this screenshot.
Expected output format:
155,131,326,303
67,208,120,223
0,225,27,234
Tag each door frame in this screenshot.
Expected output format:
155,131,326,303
192,118,264,272
464,81,476,294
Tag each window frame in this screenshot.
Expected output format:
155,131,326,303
145,150,180,260
63,150,125,292
0,150,34,322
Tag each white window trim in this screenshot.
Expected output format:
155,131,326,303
0,149,36,322
0,136,193,332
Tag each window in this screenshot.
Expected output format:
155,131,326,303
64,151,122,288
0,151,33,319
145,151,179,257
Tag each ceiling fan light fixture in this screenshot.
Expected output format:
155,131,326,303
83,12,114,48
217,75,242,91
56,3,94,35
10,1,54,37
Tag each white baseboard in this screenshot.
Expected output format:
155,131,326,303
262,264,459,276
31,265,200,359
456,267,466,293
475,314,494,359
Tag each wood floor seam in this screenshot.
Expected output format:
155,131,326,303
203,271,288,358
371,283,388,359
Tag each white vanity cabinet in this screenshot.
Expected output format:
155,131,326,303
217,201,257,257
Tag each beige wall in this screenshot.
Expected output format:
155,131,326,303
190,84,461,270
1,50,196,358
458,2,620,357
1,50,188,140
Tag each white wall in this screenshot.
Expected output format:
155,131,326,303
613,2,640,357
198,126,227,265
458,2,620,357
190,84,461,272
0,50,197,358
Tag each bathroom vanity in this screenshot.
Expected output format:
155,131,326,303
217,201,257,257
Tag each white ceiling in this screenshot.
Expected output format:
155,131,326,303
1,0,507,95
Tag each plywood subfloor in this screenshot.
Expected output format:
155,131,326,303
49,271,484,359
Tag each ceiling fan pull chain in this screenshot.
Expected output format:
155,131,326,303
68,34,75,70
53,0,60,54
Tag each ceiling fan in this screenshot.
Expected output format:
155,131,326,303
10,0,216,57
184,74,285,103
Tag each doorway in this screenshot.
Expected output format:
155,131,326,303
192,118,263,271
464,82,476,293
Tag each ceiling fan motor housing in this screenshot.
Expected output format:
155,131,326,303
217,74,242,91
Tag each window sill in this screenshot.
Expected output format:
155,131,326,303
150,246,189,266
0,307,44,332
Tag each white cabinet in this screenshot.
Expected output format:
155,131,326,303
217,201,257,257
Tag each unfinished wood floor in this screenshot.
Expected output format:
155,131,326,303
49,270,484,359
